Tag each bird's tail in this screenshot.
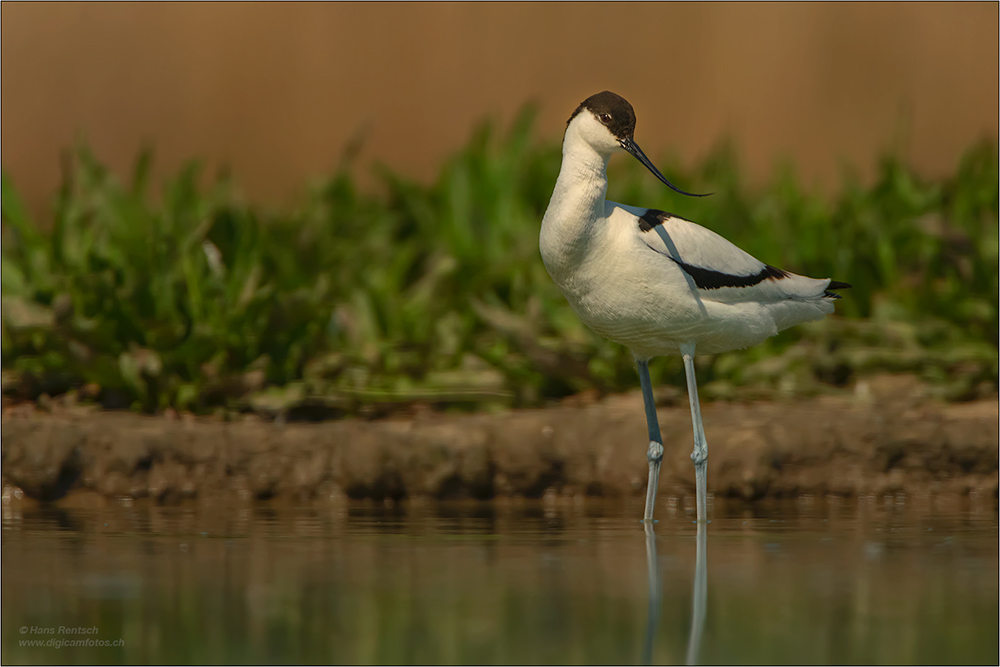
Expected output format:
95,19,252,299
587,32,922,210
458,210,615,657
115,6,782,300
823,280,852,299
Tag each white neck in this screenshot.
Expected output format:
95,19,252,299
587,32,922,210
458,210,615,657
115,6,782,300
539,119,614,276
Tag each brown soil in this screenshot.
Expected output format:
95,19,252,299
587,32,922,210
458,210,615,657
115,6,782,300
2,376,997,508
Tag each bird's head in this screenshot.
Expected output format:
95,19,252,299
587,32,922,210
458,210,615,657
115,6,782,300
566,91,709,198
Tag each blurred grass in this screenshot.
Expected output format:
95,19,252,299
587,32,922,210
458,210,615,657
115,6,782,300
2,106,997,416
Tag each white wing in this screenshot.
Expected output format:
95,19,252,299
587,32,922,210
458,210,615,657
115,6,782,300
618,205,842,306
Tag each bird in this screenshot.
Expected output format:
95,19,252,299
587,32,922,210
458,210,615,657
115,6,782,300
539,91,850,523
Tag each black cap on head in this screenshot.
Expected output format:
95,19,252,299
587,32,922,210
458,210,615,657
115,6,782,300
568,90,637,141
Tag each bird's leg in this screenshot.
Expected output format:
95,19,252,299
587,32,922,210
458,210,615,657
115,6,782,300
680,343,708,523
636,358,663,522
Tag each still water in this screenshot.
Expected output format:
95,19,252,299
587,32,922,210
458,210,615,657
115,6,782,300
2,498,997,665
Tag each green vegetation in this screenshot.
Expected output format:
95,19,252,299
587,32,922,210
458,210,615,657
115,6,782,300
2,107,997,416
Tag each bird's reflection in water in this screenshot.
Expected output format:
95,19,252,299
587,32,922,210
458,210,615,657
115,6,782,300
642,522,708,665
685,523,708,664
641,523,661,665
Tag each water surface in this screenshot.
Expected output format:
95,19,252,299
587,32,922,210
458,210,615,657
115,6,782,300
3,498,997,664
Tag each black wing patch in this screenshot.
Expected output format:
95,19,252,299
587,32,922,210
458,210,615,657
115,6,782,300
641,238,790,290
638,208,672,232
675,260,789,290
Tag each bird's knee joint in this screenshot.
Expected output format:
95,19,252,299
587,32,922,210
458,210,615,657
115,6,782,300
647,441,664,463
690,449,707,465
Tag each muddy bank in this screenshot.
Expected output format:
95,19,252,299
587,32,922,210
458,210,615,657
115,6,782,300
2,378,997,507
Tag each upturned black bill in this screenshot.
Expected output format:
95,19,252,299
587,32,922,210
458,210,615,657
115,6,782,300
620,138,711,198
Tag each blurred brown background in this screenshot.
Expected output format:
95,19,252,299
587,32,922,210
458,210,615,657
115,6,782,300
2,3,997,215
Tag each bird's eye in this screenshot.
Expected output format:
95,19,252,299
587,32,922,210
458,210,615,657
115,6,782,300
599,113,612,124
